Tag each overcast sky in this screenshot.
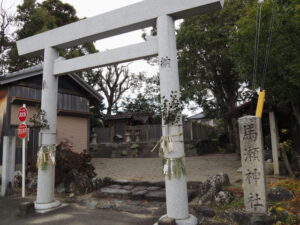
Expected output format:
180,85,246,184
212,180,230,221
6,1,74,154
4,0,158,75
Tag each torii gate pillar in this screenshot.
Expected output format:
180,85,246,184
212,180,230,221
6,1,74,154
156,15,197,225
35,47,61,211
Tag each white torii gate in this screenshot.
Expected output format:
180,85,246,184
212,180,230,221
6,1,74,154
17,0,223,224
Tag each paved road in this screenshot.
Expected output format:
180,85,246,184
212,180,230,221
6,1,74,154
0,197,158,225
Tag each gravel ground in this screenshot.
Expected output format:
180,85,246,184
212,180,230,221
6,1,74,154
92,154,242,183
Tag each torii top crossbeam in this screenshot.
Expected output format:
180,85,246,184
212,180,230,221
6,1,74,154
16,0,224,221
17,0,224,57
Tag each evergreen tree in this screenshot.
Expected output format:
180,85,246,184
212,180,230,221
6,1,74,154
232,0,300,124
8,0,97,72
177,0,253,152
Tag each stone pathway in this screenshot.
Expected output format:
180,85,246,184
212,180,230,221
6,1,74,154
85,180,198,216
93,183,197,202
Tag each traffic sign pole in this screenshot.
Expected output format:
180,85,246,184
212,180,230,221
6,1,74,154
22,128,25,198
22,104,26,198
18,104,28,198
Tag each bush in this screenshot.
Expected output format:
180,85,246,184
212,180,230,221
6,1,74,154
193,139,219,155
55,140,96,187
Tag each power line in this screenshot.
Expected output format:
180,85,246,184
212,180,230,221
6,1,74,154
262,0,276,88
252,1,263,90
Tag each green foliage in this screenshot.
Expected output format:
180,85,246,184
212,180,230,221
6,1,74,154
268,179,300,224
193,139,219,155
41,162,48,170
161,91,183,125
176,0,254,152
281,139,293,152
8,0,97,72
215,196,244,212
177,0,252,119
29,108,49,129
121,74,160,114
7,0,102,126
232,0,300,108
123,93,160,113
89,98,105,128
269,204,299,225
270,179,300,193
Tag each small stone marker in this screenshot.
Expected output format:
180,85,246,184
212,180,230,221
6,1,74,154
158,217,176,225
238,116,267,213
18,202,35,216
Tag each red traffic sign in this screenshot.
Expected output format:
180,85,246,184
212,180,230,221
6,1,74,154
18,107,28,122
18,124,28,139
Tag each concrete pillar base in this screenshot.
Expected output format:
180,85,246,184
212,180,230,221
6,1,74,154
154,214,198,225
35,200,61,213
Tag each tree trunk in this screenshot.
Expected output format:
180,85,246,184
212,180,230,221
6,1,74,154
292,105,300,126
227,117,240,154
281,149,295,177
291,104,300,157
232,117,240,154
106,106,112,116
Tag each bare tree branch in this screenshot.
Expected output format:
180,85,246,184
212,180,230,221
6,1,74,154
83,64,141,115
0,0,15,74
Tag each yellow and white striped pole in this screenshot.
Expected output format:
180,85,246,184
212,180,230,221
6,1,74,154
255,90,266,118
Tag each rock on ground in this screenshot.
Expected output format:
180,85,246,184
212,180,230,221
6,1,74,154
220,211,273,225
215,191,234,206
158,217,176,225
198,173,231,206
80,199,98,209
267,187,294,202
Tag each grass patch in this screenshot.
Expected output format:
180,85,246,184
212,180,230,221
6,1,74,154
268,179,300,225
212,215,233,224
215,197,244,212
269,179,300,193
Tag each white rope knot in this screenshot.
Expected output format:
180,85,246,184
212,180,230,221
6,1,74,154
36,144,56,170
151,133,183,157
151,133,186,179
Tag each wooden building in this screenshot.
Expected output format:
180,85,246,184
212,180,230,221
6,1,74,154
103,113,153,134
0,64,102,164
96,113,154,143
186,112,216,127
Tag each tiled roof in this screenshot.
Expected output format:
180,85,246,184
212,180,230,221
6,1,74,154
103,112,153,121
187,112,206,120
0,64,102,101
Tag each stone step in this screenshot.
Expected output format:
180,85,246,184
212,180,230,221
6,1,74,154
111,179,202,190
144,190,166,202
94,188,132,199
93,185,197,202
144,189,197,202
111,179,165,188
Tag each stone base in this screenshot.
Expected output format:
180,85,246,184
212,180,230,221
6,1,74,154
35,200,61,213
154,214,198,225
